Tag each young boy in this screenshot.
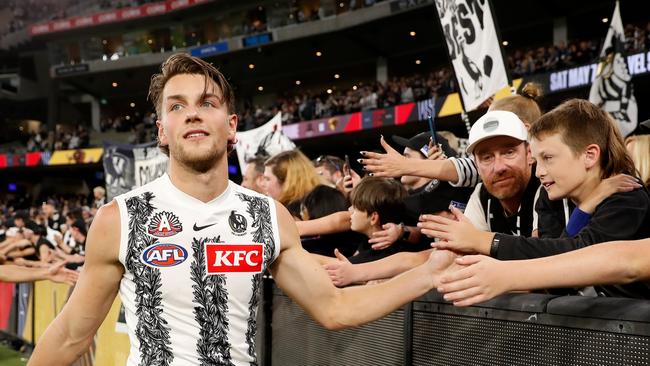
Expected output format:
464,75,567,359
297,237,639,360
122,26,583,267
345,177,430,264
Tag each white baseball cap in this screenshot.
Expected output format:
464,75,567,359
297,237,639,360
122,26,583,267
466,110,528,154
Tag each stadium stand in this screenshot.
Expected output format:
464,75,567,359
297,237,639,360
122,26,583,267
0,0,649,364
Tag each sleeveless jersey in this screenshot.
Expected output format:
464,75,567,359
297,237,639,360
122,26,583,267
114,174,280,366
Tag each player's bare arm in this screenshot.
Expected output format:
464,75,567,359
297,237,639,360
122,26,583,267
28,201,124,366
270,200,454,330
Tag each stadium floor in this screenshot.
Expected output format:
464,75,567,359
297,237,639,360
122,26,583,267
0,345,26,366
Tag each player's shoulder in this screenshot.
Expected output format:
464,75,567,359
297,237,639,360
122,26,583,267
230,181,270,201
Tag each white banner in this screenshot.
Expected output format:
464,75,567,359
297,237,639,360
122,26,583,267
234,112,296,173
133,144,168,187
588,1,638,137
435,0,509,111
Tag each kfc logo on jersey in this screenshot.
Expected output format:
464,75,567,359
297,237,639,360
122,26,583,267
148,211,182,237
141,243,188,268
205,244,263,273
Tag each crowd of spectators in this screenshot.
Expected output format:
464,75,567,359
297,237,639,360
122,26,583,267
0,0,166,36
236,87,650,302
4,15,650,153
0,0,81,35
98,0,157,10
241,20,650,129
508,21,650,77
239,68,456,129
100,111,157,144
24,125,90,153
0,186,108,284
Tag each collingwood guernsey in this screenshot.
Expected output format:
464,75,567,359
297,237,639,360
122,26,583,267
114,173,280,365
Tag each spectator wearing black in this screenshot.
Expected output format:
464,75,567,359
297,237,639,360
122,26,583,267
69,219,87,256
300,185,364,258
42,199,64,231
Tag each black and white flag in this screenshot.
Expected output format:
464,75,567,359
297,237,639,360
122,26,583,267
589,1,637,137
434,0,509,111
103,141,168,200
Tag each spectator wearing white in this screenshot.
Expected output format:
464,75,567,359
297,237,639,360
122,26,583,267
93,186,106,208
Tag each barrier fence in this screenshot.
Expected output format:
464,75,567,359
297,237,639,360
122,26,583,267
1,277,649,365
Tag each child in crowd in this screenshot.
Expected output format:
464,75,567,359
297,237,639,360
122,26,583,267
300,185,364,258
316,177,430,270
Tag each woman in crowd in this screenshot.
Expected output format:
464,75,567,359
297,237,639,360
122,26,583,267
261,149,328,218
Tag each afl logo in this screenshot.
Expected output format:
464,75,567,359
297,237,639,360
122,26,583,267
148,211,182,237
140,243,188,268
229,210,247,235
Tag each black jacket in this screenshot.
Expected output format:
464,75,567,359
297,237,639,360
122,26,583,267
492,188,650,298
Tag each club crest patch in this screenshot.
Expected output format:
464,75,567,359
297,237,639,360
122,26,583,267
148,211,182,237
228,210,247,236
141,243,188,268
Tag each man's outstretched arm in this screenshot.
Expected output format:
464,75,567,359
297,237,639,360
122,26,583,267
438,239,650,307
324,249,432,287
270,201,455,330
28,202,124,366
0,262,78,284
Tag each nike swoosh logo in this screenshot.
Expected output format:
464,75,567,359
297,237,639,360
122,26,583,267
193,222,217,231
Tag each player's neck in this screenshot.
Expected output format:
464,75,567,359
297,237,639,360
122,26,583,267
167,158,229,203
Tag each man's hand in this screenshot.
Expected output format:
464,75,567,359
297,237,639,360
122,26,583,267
423,249,460,289
47,261,79,286
437,255,512,307
579,174,641,214
323,249,359,287
418,207,493,254
426,143,447,161
369,223,402,250
359,136,409,178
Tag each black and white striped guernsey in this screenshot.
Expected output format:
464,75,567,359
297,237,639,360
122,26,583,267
114,173,280,366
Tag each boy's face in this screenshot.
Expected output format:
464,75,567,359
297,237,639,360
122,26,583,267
531,133,588,201
348,206,373,236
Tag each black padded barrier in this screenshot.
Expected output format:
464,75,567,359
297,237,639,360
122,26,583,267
264,279,650,366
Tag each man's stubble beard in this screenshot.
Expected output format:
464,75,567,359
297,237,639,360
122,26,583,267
174,141,224,173
486,169,530,201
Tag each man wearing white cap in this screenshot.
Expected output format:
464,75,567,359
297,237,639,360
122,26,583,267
453,110,538,236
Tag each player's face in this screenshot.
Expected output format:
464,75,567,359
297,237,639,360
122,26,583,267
157,74,237,172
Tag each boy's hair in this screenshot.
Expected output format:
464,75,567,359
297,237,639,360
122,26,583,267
350,177,407,225
301,185,349,220
529,99,635,178
148,53,235,156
